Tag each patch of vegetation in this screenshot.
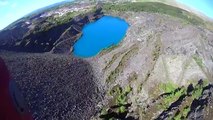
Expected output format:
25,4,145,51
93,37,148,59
182,106,190,118
159,87,186,109
157,81,186,109
159,81,178,93
100,85,132,119
191,79,208,99
106,45,139,83
174,106,190,120
193,55,204,68
152,43,161,61
192,86,203,99
103,49,127,72
103,2,206,26
142,80,209,119
151,36,162,62
99,45,119,56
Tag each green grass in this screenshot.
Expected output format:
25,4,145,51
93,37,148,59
110,85,132,106
192,86,203,99
159,81,178,93
191,80,208,99
158,81,186,109
114,85,132,113
174,106,190,120
160,87,186,109
182,106,190,118
103,2,206,26
174,112,182,120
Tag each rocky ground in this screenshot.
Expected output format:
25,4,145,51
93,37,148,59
0,51,103,120
0,1,213,120
87,6,213,120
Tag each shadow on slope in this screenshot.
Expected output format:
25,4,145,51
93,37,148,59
0,51,102,120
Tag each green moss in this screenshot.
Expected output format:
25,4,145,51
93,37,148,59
159,81,178,93
174,113,182,120
158,81,186,109
191,82,205,99
118,106,126,113
100,107,108,116
160,88,185,109
190,79,208,99
192,87,202,99
109,85,132,105
125,85,132,94
116,94,127,105
101,85,132,119
174,106,190,120
182,106,190,118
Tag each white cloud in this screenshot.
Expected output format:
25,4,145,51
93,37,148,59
0,0,9,6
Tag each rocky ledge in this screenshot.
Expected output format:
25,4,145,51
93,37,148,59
0,7,103,53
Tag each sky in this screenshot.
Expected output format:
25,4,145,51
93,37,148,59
177,0,213,19
0,0,66,30
0,0,213,30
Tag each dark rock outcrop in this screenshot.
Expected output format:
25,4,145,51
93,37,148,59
187,84,213,120
0,8,104,53
0,51,102,120
153,80,213,120
0,22,29,46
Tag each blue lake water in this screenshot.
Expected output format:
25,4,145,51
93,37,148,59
177,0,213,19
73,16,129,57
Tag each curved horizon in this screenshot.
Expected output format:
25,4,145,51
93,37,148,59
177,0,213,19
0,0,213,30
0,0,73,30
